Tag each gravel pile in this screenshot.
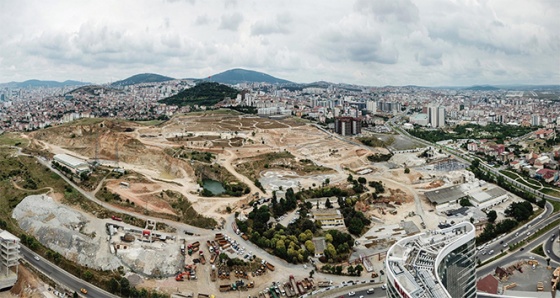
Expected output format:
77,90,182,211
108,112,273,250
13,195,121,270
13,194,183,277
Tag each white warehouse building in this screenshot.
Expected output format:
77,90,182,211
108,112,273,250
53,154,90,175
468,187,509,210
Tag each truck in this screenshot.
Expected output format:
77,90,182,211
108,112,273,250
180,244,186,255
210,253,217,264
269,288,279,298
211,265,217,282
284,282,296,297
296,281,306,295
199,251,206,265
241,233,249,240
537,281,544,291
289,276,297,295
317,281,332,288
219,284,231,292
191,241,200,248
111,215,123,221
266,262,275,271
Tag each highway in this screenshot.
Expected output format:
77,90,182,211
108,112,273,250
20,245,117,298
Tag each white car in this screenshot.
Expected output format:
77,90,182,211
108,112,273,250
348,292,356,296
34,255,40,261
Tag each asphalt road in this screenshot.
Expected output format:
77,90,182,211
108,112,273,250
20,246,117,298
477,201,555,263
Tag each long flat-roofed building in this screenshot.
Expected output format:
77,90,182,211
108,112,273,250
385,222,477,298
53,153,90,175
0,230,20,290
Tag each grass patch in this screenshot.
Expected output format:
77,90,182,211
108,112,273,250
0,132,29,147
542,188,560,198
531,245,545,257
548,199,560,212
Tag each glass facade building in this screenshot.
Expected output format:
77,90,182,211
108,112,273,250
385,222,476,298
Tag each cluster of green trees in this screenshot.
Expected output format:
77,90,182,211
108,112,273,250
337,197,372,235
409,123,534,143
476,219,518,244
271,188,298,217
159,82,239,107
358,136,394,148
106,277,168,298
237,195,356,264
505,201,534,222
320,264,364,276
367,153,393,162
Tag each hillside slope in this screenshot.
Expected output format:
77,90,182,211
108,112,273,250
159,82,238,107
206,68,291,84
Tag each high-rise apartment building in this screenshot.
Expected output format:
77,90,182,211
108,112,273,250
334,117,361,136
385,222,477,298
428,105,446,128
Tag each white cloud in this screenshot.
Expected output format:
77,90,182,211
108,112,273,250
0,0,557,86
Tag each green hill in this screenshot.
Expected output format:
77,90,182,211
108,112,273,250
111,73,174,87
205,68,292,84
159,82,239,107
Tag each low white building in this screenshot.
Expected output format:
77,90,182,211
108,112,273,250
53,154,90,175
469,187,508,209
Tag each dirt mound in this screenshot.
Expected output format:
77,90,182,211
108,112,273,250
28,119,186,178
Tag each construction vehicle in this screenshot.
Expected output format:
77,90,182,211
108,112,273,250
199,251,206,265
210,253,217,264
266,262,275,271
284,282,296,297
317,281,332,288
176,272,188,281
211,265,217,282
219,285,231,292
269,287,279,298
296,281,306,295
289,276,297,295
247,281,254,288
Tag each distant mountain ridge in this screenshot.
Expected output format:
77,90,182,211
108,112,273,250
111,73,174,87
204,68,292,85
0,80,89,88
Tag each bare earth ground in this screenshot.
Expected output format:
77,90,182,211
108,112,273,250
18,114,470,295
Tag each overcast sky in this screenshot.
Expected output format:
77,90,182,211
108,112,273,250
0,0,558,86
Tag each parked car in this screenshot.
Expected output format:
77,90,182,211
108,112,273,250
348,292,356,296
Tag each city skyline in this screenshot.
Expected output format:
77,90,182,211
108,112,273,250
0,0,558,87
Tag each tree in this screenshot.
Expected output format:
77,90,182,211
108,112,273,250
487,210,497,223
347,265,355,275
325,233,333,243
309,270,315,278
348,217,364,235
355,264,364,276
404,167,410,174
83,270,93,281
325,198,333,209
347,174,354,182
460,198,473,207
305,240,315,254
357,177,366,184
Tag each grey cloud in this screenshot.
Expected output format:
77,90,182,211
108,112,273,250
354,0,419,23
194,15,210,26
250,13,292,35
319,29,398,64
218,12,244,31
415,50,442,66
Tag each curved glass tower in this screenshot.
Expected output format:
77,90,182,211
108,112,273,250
385,222,477,298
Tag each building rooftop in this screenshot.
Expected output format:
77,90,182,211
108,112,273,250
386,222,475,298
53,153,88,168
0,230,19,242
425,184,469,205
469,187,507,204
